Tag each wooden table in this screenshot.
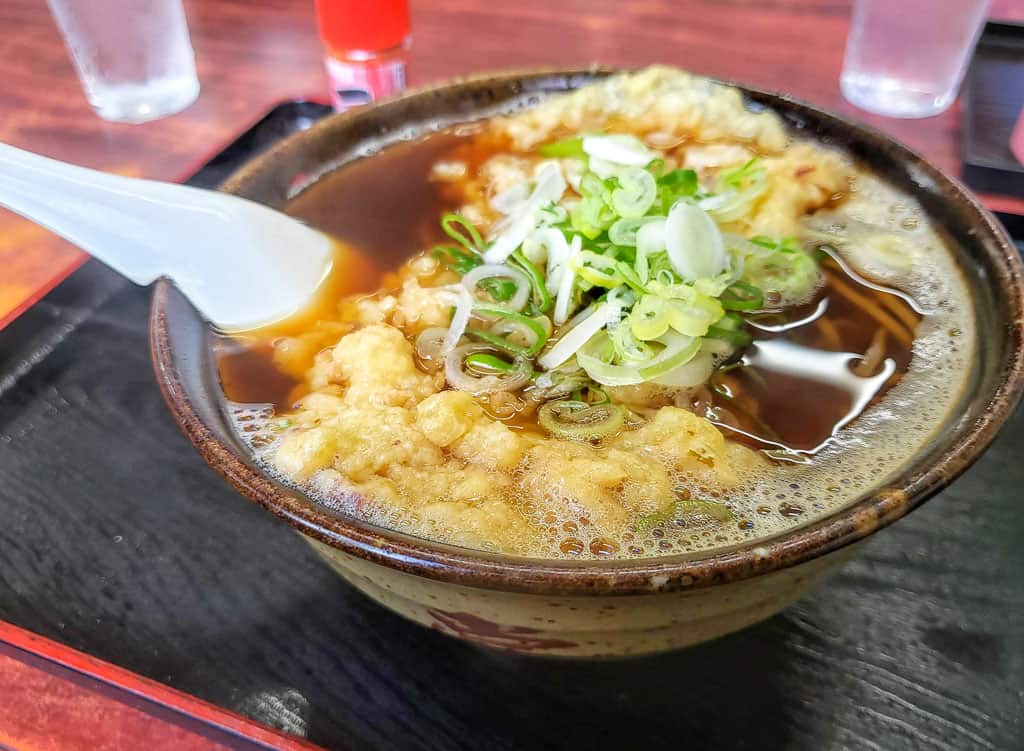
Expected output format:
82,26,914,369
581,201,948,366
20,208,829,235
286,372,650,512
1,0,1022,324
2,3,1024,750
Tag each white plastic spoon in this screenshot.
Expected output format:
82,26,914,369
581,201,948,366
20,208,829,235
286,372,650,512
0,143,334,331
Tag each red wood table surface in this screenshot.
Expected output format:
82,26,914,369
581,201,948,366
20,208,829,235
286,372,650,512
0,622,325,751
1,0,1023,327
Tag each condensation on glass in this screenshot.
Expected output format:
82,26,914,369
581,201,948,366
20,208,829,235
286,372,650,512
841,0,990,119
47,0,200,124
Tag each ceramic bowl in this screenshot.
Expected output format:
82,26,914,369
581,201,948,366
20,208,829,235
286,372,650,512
151,69,1024,657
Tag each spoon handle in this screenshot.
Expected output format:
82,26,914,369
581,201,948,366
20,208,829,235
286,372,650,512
0,143,333,330
0,142,174,284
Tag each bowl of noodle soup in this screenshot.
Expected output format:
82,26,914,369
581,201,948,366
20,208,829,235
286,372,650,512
151,68,1024,656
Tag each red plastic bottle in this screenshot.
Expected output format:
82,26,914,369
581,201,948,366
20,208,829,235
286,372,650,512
314,0,411,111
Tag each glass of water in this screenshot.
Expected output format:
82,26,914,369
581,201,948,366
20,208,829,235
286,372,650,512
47,0,200,124
840,0,990,119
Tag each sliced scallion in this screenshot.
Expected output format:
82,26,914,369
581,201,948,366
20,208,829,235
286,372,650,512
465,352,523,374
664,201,729,282
609,216,660,247
538,135,586,159
538,400,626,441
719,281,764,311
581,134,656,167
571,250,622,289
510,250,553,313
462,264,532,311
470,304,549,357
610,167,657,218
537,302,608,370
441,213,485,253
706,312,753,347
431,244,481,274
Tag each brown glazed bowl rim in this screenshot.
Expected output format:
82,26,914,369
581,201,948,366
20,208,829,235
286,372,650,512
151,67,1024,597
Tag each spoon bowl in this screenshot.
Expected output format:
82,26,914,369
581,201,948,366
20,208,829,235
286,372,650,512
0,143,333,331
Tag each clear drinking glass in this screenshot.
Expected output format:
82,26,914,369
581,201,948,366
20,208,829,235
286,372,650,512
840,0,990,119
47,0,200,124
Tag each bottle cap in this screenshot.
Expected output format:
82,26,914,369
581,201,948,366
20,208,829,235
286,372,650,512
315,0,411,56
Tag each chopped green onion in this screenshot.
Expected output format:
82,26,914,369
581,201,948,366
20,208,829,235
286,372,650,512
479,278,517,302
609,216,659,247
447,343,532,393
706,159,767,222
431,244,482,274
665,201,729,282
706,313,754,347
483,162,567,263
538,135,586,159
570,195,616,239
719,158,761,189
581,135,657,167
510,250,553,313
444,285,475,353
648,348,713,387
468,329,528,357
611,322,655,362
629,285,723,339
462,264,532,311
579,172,606,198
645,157,665,178
656,168,698,213
538,203,569,226
441,213,484,253
533,361,592,399
705,327,752,348
572,250,622,288
720,281,764,311
538,302,608,370
739,238,820,306
552,235,582,325
472,304,549,356
693,273,733,298
635,221,667,284
465,352,522,374
636,497,733,533
610,167,657,218
577,331,700,386
634,505,674,533
630,295,672,340
658,168,699,193
429,133,824,406
748,235,797,250
534,314,554,338
712,311,744,330
613,261,646,292
678,499,734,522
637,333,701,379
538,400,626,441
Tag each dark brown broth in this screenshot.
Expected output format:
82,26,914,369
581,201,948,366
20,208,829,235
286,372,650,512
711,259,919,452
213,132,473,411
287,132,470,268
213,128,922,455
216,340,296,409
